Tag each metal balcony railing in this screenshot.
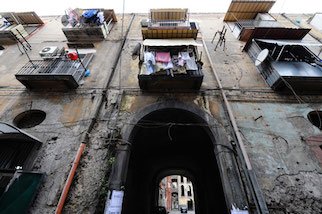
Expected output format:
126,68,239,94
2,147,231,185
17,60,83,81
15,53,94,89
235,20,282,28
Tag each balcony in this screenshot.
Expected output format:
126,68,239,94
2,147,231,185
137,39,203,91
231,19,283,40
15,53,94,90
61,9,117,43
247,39,322,92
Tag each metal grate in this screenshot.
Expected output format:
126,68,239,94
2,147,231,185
16,54,93,83
159,22,179,27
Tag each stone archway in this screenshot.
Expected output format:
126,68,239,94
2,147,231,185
108,101,248,214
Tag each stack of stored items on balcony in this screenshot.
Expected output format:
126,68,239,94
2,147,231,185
62,8,117,42
141,8,198,39
15,47,94,90
138,39,203,90
0,12,43,45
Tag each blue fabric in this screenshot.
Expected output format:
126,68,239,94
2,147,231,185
82,10,98,18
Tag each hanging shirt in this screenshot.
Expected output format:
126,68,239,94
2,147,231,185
155,52,171,63
144,52,155,65
144,51,156,75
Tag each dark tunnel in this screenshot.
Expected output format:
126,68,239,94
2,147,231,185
121,108,228,214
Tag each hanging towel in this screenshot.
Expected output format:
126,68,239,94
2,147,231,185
155,52,171,63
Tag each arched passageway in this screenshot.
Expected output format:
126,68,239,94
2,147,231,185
121,107,228,214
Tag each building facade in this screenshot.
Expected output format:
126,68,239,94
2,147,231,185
0,3,322,214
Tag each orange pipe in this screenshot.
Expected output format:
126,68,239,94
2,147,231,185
56,143,86,214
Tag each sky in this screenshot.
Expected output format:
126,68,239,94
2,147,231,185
1,0,321,16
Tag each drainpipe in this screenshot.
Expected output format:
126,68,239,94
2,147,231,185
55,143,85,214
201,37,269,214
55,14,136,214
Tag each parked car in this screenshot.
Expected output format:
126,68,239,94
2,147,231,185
154,206,168,214
180,206,188,213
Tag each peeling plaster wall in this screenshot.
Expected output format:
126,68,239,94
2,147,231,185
231,103,322,213
60,92,245,213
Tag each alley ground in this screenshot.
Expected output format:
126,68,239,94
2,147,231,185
169,210,195,214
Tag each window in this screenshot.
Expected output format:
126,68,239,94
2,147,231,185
308,111,322,130
181,185,185,196
0,122,42,194
0,122,43,213
188,186,192,196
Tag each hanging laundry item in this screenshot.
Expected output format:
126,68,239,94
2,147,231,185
144,51,156,75
185,57,198,70
164,61,174,69
155,62,164,72
97,12,104,25
179,52,190,60
178,53,184,66
155,52,171,63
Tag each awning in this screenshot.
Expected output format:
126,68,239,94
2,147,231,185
224,0,276,22
256,39,322,47
143,39,202,47
150,8,188,21
0,122,42,145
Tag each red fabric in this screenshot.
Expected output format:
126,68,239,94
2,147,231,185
68,52,78,60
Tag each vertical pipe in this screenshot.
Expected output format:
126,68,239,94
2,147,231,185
56,143,85,214
201,37,269,213
201,38,252,170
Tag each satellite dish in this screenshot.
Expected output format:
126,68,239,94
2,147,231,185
255,49,269,66
61,15,69,27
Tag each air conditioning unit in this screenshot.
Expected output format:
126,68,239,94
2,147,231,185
39,46,59,58
150,21,190,29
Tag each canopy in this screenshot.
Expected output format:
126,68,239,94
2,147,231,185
0,122,42,145
150,8,188,21
224,0,276,22
143,39,202,47
256,39,322,47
